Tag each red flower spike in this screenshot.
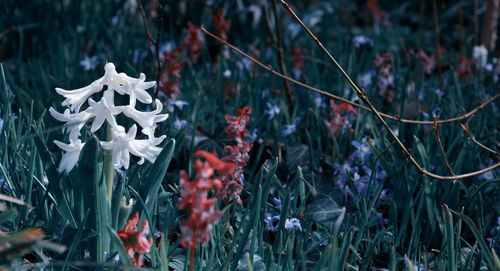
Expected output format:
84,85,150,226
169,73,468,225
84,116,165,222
194,150,236,176
178,160,224,249
213,8,231,41
118,212,153,267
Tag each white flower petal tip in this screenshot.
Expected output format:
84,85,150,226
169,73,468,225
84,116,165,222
54,138,85,172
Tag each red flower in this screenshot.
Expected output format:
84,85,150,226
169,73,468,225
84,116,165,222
179,154,230,248
291,46,304,79
183,22,202,62
217,106,253,203
367,0,391,28
194,150,236,176
457,56,474,78
414,49,435,75
213,8,231,40
327,101,356,135
118,212,153,267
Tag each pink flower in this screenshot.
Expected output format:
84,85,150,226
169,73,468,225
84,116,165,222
183,23,202,62
414,49,435,75
327,101,356,135
118,212,153,267
178,152,233,248
219,107,253,203
213,8,231,41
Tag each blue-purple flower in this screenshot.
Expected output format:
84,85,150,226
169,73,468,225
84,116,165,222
350,138,372,163
281,117,301,137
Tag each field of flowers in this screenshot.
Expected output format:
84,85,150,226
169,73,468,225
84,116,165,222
0,0,499,270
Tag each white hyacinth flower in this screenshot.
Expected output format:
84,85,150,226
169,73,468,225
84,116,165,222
85,90,123,132
100,125,165,169
51,62,168,172
54,136,85,172
118,73,155,105
123,99,169,130
55,82,103,113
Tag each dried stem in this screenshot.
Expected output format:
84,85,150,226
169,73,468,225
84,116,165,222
432,122,456,178
270,0,294,111
278,0,500,180
202,26,499,180
137,0,164,99
137,0,157,45
200,27,500,126
461,124,499,155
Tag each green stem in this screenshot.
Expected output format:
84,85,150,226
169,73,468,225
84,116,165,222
104,124,114,204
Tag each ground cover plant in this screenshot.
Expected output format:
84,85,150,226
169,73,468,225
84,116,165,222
0,0,499,270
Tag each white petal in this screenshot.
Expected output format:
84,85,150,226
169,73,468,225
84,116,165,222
55,82,103,112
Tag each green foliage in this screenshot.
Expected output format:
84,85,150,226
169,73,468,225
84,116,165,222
1,0,499,270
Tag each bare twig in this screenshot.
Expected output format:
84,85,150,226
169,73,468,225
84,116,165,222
461,124,499,155
137,0,157,45
432,121,457,178
202,26,500,180
137,0,165,99
200,27,500,126
270,0,294,110
273,1,500,180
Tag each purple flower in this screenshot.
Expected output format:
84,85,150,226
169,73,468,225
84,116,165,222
284,218,302,231
264,215,280,232
334,159,355,183
357,70,374,89
281,117,300,137
353,169,371,196
362,163,387,181
352,35,374,48
173,117,188,130
79,55,99,71
265,102,281,120
432,108,441,119
350,138,372,163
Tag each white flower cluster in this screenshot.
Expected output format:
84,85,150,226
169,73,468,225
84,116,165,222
50,63,168,172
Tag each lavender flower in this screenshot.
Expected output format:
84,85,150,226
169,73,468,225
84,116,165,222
281,117,300,137
264,215,280,232
79,55,99,71
352,35,374,48
284,218,302,231
350,138,372,163
432,108,441,119
172,117,188,130
357,70,374,89
265,102,281,120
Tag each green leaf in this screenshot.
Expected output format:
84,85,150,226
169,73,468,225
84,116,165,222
78,136,110,262
449,209,497,269
305,192,343,223
107,226,132,268
140,139,175,215
33,136,78,228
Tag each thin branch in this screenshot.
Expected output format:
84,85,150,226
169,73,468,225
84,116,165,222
202,26,500,180
461,124,499,155
278,1,500,180
137,0,157,45
137,0,165,100
432,121,457,178
270,0,294,111
200,27,500,126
